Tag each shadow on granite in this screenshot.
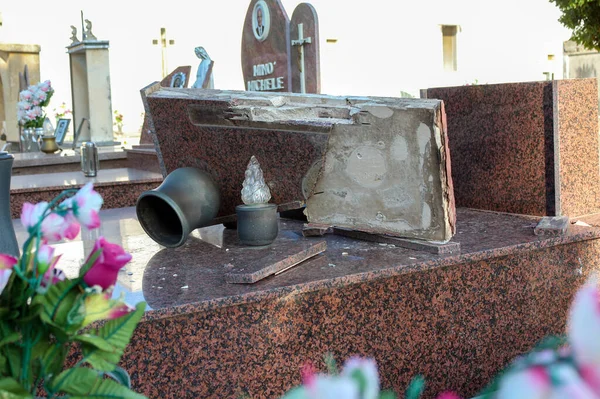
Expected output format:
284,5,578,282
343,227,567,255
16,207,600,398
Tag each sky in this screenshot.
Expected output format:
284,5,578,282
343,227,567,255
0,0,572,133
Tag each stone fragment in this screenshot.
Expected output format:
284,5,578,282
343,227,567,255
534,216,569,236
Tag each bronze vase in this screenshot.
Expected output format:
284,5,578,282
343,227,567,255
136,167,220,247
40,136,59,154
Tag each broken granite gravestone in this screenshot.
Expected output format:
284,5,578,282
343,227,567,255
241,0,320,93
142,86,456,242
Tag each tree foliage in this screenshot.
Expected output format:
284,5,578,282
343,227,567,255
550,0,600,51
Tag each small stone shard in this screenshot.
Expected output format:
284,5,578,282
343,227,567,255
534,216,569,236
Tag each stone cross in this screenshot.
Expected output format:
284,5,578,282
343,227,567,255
291,23,312,93
152,28,175,78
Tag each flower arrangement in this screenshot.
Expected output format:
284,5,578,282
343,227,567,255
17,80,54,129
52,102,72,121
113,110,124,133
0,183,147,398
281,275,600,399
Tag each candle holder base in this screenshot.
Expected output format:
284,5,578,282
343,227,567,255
236,204,278,246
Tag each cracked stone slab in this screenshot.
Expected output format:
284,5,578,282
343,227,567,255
305,100,455,242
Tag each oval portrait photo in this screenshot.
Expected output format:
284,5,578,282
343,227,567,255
252,0,271,42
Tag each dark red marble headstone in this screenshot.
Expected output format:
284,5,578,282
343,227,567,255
241,0,291,92
290,3,320,94
140,66,191,145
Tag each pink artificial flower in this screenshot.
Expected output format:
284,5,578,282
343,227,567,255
39,81,51,92
81,287,133,328
36,244,55,274
21,201,81,242
550,363,598,399
64,183,103,229
436,393,462,399
17,101,31,111
0,254,18,295
496,366,551,399
61,213,81,240
36,91,47,102
569,275,600,366
83,237,131,290
40,213,69,242
19,90,32,101
21,202,49,231
40,261,65,292
301,362,316,387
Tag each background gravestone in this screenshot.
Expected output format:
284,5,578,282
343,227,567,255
241,0,292,92
290,3,320,94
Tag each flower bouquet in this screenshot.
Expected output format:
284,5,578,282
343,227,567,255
17,81,54,129
0,183,147,398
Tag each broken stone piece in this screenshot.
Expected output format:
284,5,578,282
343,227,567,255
534,216,569,236
305,99,455,242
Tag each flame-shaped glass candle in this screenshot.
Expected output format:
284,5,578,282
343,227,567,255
236,156,279,246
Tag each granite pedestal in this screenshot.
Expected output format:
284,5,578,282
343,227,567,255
19,207,600,398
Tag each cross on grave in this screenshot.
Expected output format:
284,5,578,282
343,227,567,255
291,23,312,94
152,28,175,78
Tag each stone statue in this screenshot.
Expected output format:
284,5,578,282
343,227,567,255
192,47,214,89
70,25,79,44
83,19,97,41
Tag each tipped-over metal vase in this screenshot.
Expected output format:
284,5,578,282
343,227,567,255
136,167,220,247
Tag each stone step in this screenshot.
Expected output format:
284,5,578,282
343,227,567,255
9,167,162,218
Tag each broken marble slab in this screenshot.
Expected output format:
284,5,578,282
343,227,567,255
304,100,455,243
144,88,455,241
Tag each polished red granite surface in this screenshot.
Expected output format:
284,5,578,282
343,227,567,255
19,207,600,398
9,168,162,218
425,79,600,218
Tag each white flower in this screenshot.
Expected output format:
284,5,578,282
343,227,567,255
341,358,380,399
497,366,551,399
569,275,600,366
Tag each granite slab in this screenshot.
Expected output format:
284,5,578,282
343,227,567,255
423,78,600,218
15,206,599,398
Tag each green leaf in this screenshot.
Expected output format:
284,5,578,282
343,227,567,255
75,334,116,352
50,367,146,399
0,333,20,347
349,369,367,397
82,302,146,372
379,391,397,399
105,366,132,388
79,249,103,279
404,375,425,399
0,377,33,399
40,343,69,379
533,335,567,351
323,353,338,375
34,279,83,333
4,347,21,383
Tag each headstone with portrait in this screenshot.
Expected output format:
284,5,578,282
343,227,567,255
241,0,320,94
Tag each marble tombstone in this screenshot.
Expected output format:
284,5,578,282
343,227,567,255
142,86,455,242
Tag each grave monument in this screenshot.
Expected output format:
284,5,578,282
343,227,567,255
141,86,455,242
67,18,114,146
122,78,600,398
241,0,320,93
0,44,41,144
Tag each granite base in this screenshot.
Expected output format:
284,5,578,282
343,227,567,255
45,207,598,399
